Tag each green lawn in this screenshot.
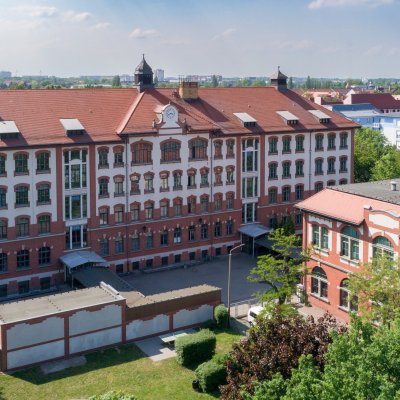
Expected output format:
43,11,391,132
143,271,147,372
0,329,241,400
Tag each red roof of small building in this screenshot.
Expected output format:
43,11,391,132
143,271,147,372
0,86,359,148
296,188,400,225
348,93,400,110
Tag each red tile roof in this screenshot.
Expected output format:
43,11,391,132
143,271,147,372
348,93,400,110
0,87,359,148
296,188,400,225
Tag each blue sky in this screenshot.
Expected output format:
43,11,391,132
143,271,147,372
0,0,399,78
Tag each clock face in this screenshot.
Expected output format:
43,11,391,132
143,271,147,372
165,106,177,120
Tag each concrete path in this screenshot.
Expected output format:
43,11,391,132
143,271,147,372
135,337,177,362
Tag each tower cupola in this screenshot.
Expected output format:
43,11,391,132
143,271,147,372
270,67,288,92
134,54,154,92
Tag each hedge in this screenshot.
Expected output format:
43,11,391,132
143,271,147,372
195,360,227,393
175,329,216,367
214,304,229,327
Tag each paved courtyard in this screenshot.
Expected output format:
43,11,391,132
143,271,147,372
123,253,270,305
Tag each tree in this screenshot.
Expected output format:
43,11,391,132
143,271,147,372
349,255,400,325
372,146,400,180
305,75,312,89
112,75,121,88
354,127,387,182
251,79,266,87
288,77,293,89
248,228,305,306
220,311,346,400
211,75,219,87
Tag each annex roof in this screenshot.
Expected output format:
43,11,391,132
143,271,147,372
348,93,400,110
60,251,106,271
238,223,270,238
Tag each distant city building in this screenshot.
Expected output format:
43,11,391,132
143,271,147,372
154,69,165,82
0,71,11,79
120,74,134,83
344,92,400,113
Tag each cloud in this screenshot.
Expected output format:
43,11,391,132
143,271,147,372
308,0,394,9
270,39,312,50
64,11,92,22
212,28,236,41
129,27,159,39
364,45,400,56
11,5,58,18
89,22,111,30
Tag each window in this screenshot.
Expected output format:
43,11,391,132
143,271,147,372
268,187,277,204
295,184,304,201
146,259,153,268
146,232,153,248
188,225,196,241
160,201,169,218
114,177,124,196
201,223,208,239
268,137,278,154
189,138,208,160
282,186,291,202
0,220,7,239
339,179,348,185
145,203,154,219
269,214,278,229
372,236,394,260
130,175,140,194
160,229,169,246
65,225,87,249
282,137,291,153
214,221,222,237
226,167,235,184
99,208,109,225
188,172,196,188
0,156,5,175
0,188,7,208
226,193,234,209
295,135,304,152
214,168,223,185
269,163,278,179
38,246,51,265
227,220,234,235
340,226,359,261
188,197,196,214
282,161,291,178
114,150,124,167
64,150,87,190
38,215,51,234
242,202,257,223
242,177,258,198
17,249,30,270
173,172,182,190
312,225,328,250
132,142,152,164
98,148,109,168
130,204,140,221
339,279,358,312
64,194,87,219
315,182,323,192
214,141,222,158
15,186,29,206
311,267,328,299
131,235,140,251
100,239,109,256
16,217,29,237
175,254,181,264
161,141,181,162
37,184,50,204
15,153,28,174
340,132,348,149
18,280,30,294
174,227,182,244
226,140,235,158
144,174,154,193
115,206,124,224
201,196,209,213
315,159,323,175
328,133,336,150
99,178,109,197
340,156,348,173
200,170,209,187
315,134,324,151
242,139,259,172
160,173,169,191
295,211,302,226
37,152,50,172
115,237,124,253
0,253,7,272
327,158,335,174
174,199,182,216
295,160,304,177
214,195,222,211
327,180,335,187
189,252,196,261
0,284,6,297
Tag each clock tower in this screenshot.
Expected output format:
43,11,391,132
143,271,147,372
134,54,154,92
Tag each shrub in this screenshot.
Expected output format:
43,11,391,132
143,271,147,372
212,352,229,366
214,304,229,327
195,360,227,393
175,329,216,367
89,391,137,400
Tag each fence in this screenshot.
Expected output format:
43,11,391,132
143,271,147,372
230,297,259,318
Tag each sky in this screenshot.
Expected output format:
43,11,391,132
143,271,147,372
0,0,399,79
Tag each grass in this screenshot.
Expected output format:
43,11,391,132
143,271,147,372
0,328,241,400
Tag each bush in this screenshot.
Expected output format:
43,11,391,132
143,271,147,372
195,360,227,392
89,391,137,400
214,304,229,327
175,329,216,367
212,352,229,366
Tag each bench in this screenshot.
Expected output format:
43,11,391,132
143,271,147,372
159,330,191,347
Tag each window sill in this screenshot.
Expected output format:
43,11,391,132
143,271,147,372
226,181,235,185
14,171,29,176
0,173,7,177
282,151,292,155
310,293,329,303
339,170,348,173
37,201,51,206
338,306,350,313
130,191,140,195
295,150,304,154
99,194,110,199
114,193,125,197
314,172,324,176
268,177,278,181
339,146,348,150
0,206,8,210
340,257,360,266
113,163,125,168
173,186,183,191
160,188,170,192
161,159,181,164
327,147,336,151
144,190,154,194
36,169,51,174
327,171,336,175
295,174,304,178
200,183,209,188
213,155,223,160
315,149,324,152
16,267,31,271
268,152,278,156
214,183,223,187
189,157,208,162
15,203,30,208
38,232,51,236
282,176,291,179
226,155,235,159
98,164,109,169
131,162,153,166
39,263,51,268
187,185,197,190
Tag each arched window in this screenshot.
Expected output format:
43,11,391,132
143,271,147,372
340,226,359,261
174,227,182,244
0,253,7,272
339,279,358,311
17,249,30,270
315,181,323,192
373,236,394,260
114,205,124,224
214,140,223,158
15,153,28,174
328,133,336,150
38,215,51,234
99,238,109,256
226,193,234,209
226,139,235,158
38,246,51,266
36,152,50,172
98,147,109,168
0,220,7,239
311,267,328,299
37,183,50,204
16,217,29,237
161,141,181,162
98,178,109,197
15,186,29,206
0,155,6,175
189,138,208,160
131,142,152,164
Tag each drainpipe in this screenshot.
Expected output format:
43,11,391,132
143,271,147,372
209,132,214,260
308,131,312,196
124,136,130,272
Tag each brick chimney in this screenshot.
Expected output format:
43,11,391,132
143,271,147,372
179,80,198,100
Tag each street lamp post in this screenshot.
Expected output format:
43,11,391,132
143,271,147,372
227,243,245,327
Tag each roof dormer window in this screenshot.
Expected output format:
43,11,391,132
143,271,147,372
276,111,299,125
60,118,86,136
308,110,331,124
0,120,19,139
233,112,257,128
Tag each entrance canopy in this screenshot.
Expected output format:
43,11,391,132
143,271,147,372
255,237,302,260
60,251,107,272
238,224,270,238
